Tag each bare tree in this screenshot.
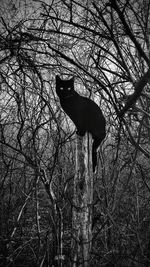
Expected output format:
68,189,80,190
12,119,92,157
0,0,150,266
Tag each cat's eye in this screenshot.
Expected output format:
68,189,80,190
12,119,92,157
60,87,64,90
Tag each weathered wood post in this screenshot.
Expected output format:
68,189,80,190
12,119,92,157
72,133,93,267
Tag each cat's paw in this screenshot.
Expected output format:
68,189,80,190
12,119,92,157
76,130,86,136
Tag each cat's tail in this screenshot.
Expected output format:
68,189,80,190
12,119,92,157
92,134,105,172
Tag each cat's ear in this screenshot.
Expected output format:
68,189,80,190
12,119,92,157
70,77,74,83
56,75,61,82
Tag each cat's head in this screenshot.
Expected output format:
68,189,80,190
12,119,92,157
56,75,75,99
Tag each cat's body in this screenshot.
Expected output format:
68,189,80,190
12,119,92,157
56,75,106,171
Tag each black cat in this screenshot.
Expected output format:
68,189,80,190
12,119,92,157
56,75,106,172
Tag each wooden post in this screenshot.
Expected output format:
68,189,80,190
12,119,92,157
72,133,93,267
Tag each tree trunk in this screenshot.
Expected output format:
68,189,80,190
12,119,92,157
72,133,93,267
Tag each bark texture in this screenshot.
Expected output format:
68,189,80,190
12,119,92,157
72,133,93,267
